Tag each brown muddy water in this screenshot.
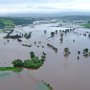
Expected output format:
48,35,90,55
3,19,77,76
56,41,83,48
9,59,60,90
0,23,90,90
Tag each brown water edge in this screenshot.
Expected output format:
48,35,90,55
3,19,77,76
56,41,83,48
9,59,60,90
0,23,90,90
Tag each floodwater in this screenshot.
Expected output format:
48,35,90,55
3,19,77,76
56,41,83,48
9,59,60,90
0,22,90,90
0,70,49,90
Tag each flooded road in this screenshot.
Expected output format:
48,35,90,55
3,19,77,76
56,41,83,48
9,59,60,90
0,23,90,90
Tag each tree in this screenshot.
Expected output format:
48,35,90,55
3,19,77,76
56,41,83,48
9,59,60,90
64,47,69,52
77,56,80,60
24,32,31,39
12,59,23,67
64,47,70,56
60,37,63,42
55,30,58,34
60,34,63,37
23,57,44,69
83,48,89,57
44,30,47,34
0,21,4,29
51,32,55,37
78,51,80,54
32,57,40,63
30,51,35,58
88,34,90,38
83,48,88,53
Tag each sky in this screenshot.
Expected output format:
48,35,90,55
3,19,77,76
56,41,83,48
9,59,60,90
0,0,90,14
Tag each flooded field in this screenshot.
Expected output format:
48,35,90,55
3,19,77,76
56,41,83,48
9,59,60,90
0,70,49,90
0,22,90,90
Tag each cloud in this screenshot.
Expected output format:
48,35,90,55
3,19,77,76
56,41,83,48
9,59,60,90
37,6,56,9
0,0,90,14
0,0,74,4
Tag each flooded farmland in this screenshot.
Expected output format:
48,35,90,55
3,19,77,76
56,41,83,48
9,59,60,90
0,22,90,90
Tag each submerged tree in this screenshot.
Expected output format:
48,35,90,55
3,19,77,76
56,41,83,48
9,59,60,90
78,51,80,54
83,48,88,53
24,32,32,39
60,37,63,43
64,47,69,52
60,33,63,37
55,30,58,34
83,48,89,57
44,30,47,35
64,47,70,56
51,32,55,37
88,33,90,38
77,56,80,60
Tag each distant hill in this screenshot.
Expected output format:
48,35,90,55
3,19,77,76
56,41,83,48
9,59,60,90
1,17,34,25
0,17,34,27
1,11,90,18
0,17,34,31
0,18,15,29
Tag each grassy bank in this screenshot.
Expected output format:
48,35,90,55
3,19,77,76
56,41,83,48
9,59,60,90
0,67,23,72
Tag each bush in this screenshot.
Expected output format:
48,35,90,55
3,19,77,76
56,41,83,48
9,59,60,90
12,59,23,67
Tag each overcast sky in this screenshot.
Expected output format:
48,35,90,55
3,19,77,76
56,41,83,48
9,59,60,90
0,0,90,14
